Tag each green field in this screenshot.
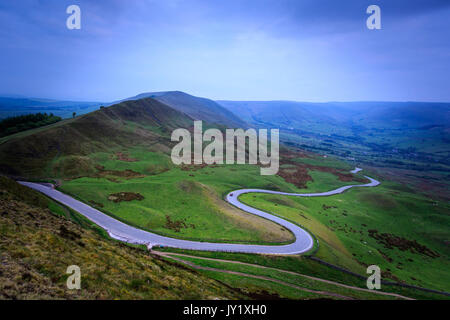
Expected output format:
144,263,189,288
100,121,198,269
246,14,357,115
239,180,450,292
59,147,296,244
58,146,370,244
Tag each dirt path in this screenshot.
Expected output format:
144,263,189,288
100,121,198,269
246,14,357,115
156,251,414,300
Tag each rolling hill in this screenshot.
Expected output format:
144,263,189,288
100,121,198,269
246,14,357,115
0,98,193,178
0,91,246,128
123,91,247,128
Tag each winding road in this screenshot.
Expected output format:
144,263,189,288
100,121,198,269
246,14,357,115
19,168,379,255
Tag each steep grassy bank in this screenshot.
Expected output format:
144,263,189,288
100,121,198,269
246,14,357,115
0,177,244,299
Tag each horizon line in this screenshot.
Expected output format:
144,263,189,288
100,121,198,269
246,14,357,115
1,91,449,105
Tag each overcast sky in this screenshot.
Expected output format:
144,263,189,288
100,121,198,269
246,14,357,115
0,0,449,102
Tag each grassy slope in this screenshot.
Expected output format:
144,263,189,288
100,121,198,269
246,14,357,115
58,147,450,295
58,147,366,244
59,148,296,244
155,247,447,300
0,98,192,178
0,176,246,300
239,177,450,292
163,254,403,300
162,255,334,300
150,152,449,298
0,97,303,244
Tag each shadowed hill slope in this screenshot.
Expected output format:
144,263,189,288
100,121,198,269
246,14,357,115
124,91,247,128
0,98,193,178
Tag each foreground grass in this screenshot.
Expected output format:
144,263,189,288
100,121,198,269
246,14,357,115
163,253,406,300
200,270,325,300
155,247,448,300
0,177,244,299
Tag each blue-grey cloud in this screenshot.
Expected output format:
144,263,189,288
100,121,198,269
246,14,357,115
0,0,449,102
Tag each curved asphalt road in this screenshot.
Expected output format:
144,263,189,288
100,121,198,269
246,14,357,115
19,168,379,255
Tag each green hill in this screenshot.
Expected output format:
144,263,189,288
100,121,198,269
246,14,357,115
0,95,295,245
0,98,193,178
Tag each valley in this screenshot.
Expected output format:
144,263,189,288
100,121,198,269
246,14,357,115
0,92,448,300
218,100,450,200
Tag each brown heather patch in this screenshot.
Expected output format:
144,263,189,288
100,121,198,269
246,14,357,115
276,154,369,189
277,165,312,189
107,192,144,203
92,165,144,180
116,152,138,162
164,215,195,233
378,249,394,263
359,193,397,210
281,149,311,159
368,229,440,259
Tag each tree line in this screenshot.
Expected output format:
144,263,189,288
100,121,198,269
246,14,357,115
0,113,62,137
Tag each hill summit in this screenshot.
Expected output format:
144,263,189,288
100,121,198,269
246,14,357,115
122,91,247,128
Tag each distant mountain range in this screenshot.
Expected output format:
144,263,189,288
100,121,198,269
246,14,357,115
218,99,449,172
217,100,450,131
3,92,448,131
